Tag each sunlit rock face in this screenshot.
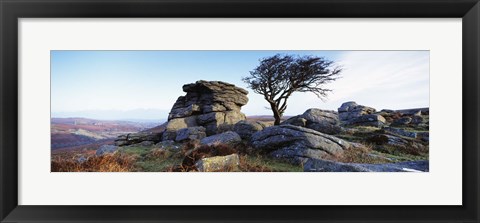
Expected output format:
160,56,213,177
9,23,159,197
163,80,249,140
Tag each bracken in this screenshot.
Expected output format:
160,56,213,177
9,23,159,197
51,153,137,172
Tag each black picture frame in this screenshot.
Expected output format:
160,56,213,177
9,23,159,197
1,0,479,222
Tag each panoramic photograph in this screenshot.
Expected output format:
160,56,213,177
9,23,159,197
51,50,429,172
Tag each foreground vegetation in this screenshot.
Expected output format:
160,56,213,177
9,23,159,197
51,122,428,172
51,141,304,172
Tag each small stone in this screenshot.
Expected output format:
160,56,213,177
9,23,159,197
96,145,118,156
77,156,87,163
195,154,240,172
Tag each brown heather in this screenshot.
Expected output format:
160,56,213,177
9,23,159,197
51,153,137,172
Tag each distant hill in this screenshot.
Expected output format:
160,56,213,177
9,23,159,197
246,115,292,123
51,109,169,122
141,121,168,134
51,117,161,150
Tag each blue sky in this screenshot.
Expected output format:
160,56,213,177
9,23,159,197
51,50,429,121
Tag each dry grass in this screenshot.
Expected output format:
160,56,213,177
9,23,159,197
336,143,390,164
238,155,273,172
144,148,169,160
51,140,311,172
238,154,304,172
168,140,304,172
51,152,137,172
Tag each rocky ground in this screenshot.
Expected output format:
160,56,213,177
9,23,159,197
51,80,429,172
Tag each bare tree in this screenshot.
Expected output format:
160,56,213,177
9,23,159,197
243,54,341,125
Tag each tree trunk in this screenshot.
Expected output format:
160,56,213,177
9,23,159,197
270,102,282,125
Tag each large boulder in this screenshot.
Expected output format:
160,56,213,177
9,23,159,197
251,125,350,163
233,120,271,140
162,116,199,141
165,116,198,131
347,114,386,127
383,127,417,138
303,159,429,172
166,81,248,136
302,108,338,124
281,108,342,134
282,116,307,127
195,154,240,172
338,101,359,113
114,132,162,146
338,101,376,123
175,126,206,142
200,131,242,146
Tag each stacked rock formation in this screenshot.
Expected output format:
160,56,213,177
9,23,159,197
281,108,342,134
163,80,249,140
338,101,386,127
338,101,376,120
